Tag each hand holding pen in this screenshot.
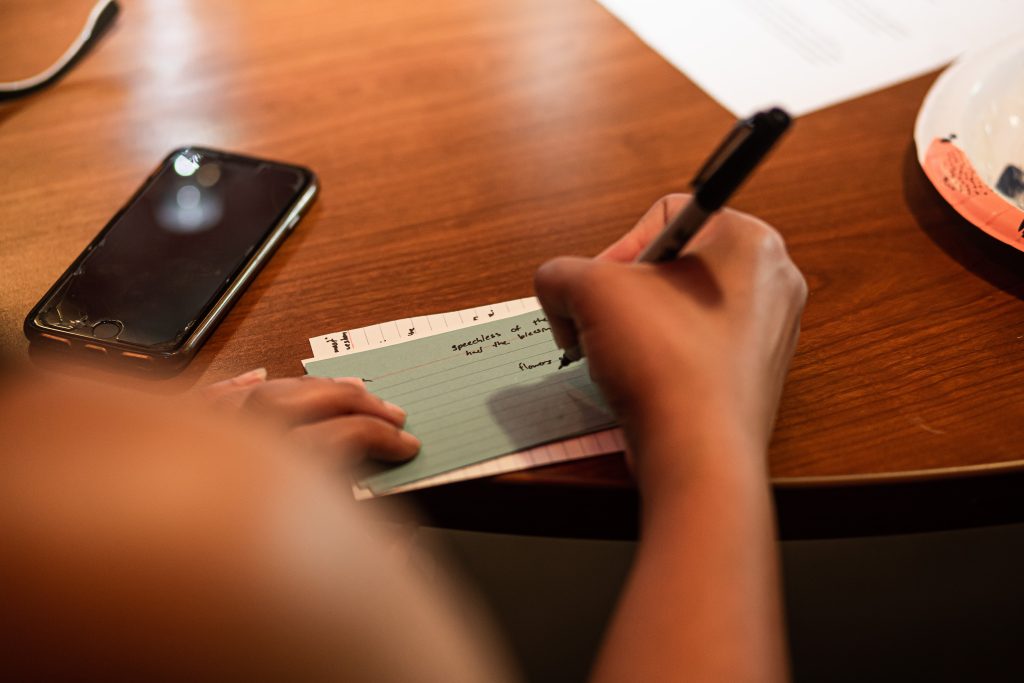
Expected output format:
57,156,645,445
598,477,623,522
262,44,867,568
533,207,806,481
555,107,792,368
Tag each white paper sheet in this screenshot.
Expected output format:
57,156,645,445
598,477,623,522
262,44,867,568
595,0,1023,116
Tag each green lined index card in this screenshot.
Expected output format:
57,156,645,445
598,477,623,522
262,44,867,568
304,311,616,493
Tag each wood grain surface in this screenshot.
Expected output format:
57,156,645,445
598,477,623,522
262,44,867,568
3,0,1024,527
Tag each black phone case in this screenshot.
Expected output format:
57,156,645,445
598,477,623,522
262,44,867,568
23,147,318,375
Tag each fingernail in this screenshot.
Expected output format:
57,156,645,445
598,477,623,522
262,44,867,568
400,431,421,452
232,368,267,385
332,376,365,388
384,401,407,423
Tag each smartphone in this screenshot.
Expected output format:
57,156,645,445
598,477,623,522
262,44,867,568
24,147,318,374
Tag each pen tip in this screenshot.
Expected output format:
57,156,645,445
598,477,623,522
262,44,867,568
558,355,570,369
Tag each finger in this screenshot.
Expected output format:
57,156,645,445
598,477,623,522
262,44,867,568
293,415,421,464
201,368,268,407
298,375,365,389
597,194,691,262
682,208,786,271
534,256,596,353
202,367,268,398
245,379,407,428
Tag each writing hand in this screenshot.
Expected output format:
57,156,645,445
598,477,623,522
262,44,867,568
534,195,806,497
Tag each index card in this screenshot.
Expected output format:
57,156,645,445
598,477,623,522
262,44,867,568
304,310,617,493
307,297,542,360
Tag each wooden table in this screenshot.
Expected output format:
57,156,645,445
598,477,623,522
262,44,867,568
4,0,1023,538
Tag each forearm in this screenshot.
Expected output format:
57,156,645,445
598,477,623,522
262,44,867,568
590,430,788,683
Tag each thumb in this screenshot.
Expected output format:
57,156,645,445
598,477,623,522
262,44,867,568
533,256,594,354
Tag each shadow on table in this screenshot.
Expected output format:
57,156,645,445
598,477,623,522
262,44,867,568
902,142,1024,302
0,101,29,127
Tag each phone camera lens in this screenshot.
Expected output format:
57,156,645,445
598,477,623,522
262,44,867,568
92,321,123,339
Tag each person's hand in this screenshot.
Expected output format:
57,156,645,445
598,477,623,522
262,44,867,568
203,372,420,466
534,195,806,494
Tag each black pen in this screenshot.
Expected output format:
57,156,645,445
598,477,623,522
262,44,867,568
558,107,792,368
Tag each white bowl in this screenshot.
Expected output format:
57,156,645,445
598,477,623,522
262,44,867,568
915,33,1024,249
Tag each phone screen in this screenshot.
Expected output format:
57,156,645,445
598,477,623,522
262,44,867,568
34,149,312,352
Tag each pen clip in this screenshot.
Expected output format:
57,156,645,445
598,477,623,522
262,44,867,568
690,117,755,190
